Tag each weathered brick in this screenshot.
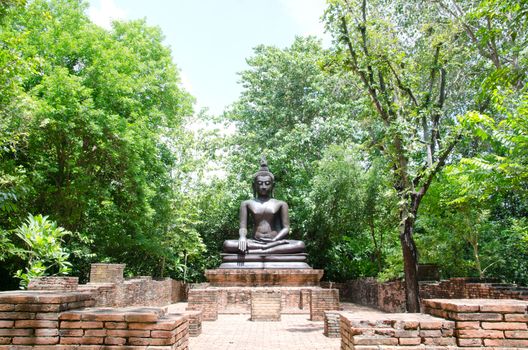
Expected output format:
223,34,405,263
15,304,60,312
81,312,125,322
125,312,158,322
128,337,151,346
0,305,14,312
419,320,444,329
151,330,175,338
12,336,58,345
149,337,175,346
104,337,126,345
59,312,82,321
0,320,14,328
456,329,504,338
455,321,481,329
34,328,59,336
457,337,483,347
451,312,503,321
104,321,127,329
60,336,103,345
84,329,106,337
419,329,442,337
398,337,421,345
422,336,456,345
505,313,528,322
353,336,398,345
505,330,528,338
0,328,33,336
14,320,57,328
58,329,83,337
483,338,528,347
0,312,35,320
481,321,527,330
60,321,82,328
106,329,150,337
36,312,60,320
480,303,527,313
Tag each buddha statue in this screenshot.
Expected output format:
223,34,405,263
220,158,309,269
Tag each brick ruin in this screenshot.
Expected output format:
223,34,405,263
0,264,197,349
335,298,528,349
186,268,340,322
333,277,528,313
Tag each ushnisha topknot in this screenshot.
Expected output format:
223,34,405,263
252,155,275,181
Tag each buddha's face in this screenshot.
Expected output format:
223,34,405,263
255,175,273,197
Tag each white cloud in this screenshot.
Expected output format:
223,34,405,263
87,0,127,30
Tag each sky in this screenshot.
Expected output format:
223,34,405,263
87,0,330,116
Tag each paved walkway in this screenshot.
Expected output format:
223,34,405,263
189,314,339,350
181,303,381,350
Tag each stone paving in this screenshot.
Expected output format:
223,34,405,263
171,302,382,350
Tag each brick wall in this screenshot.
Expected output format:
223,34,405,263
89,263,125,283
27,277,79,291
0,291,94,346
188,286,319,315
323,311,340,338
340,312,455,350
0,290,190,349
250,289,281,321
310,288,340,321
343,277,528,312
30,264,182,308
186,289,218,321
58,307,188,348
338,299,528,349
424,298,528,348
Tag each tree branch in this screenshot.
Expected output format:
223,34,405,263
339,16,389,121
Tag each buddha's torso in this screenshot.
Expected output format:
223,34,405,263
246,198,283,240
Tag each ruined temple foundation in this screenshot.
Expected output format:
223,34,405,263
187,268,340,321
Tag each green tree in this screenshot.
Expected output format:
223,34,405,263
0,0,196,284
324,0,466,311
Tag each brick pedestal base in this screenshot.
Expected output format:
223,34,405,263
205,269,323,287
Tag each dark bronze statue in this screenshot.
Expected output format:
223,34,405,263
220,158,308,268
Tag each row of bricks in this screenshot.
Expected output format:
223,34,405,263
341,320,454,330
0,301,95,313
0,324,187,346
423,300,528,313
0,295,93,304
0,319,184,330
0,342,187,350
426,309,528,321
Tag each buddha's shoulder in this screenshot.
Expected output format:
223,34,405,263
270,198,288,207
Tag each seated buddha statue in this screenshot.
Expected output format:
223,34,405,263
220,158,308,268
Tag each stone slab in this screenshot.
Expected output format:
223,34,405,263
205,269,323,287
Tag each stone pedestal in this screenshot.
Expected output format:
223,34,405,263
205,269,324,287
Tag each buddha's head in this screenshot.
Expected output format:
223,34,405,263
252,157,274,198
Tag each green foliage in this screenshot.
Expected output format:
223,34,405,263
307,145,399,280
13,214,71,288
0,0,198,285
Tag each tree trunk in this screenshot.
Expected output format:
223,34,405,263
399,210,420,312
